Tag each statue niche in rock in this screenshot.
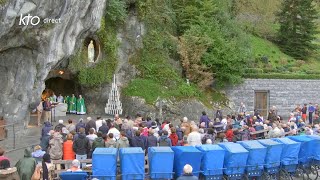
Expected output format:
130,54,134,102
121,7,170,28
88,40,95,63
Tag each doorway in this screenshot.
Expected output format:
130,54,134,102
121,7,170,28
254,91,269,117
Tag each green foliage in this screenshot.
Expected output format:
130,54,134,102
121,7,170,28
277,0,319,59
105,0,128,26
174,0,251,88
68,18,118,86
123,79,202,104
0,0,7,6
232,0,282,38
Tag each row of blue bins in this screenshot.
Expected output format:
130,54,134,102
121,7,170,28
86,135,320,180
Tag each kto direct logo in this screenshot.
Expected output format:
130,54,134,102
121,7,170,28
19,14,61,26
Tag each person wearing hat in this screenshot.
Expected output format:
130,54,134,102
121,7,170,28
55,119,65,132
85,117,96,135
150,121,159,138
67,159,82,172
15,149,37,180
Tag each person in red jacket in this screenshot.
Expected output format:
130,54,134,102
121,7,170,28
225,125,234,142
63,134,75,168
169,127,179,146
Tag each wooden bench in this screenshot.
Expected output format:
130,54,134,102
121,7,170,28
52,157,150,177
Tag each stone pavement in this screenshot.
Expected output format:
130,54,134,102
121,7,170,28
2,114,112,165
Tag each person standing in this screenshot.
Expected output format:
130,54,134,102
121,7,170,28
187,126,202,146
49,131,63,165
238,102,247,114
57,94,64,103
15,149,37,180
43,98,52,122
85,117,96,135
76,95,86,115
63,134,75,163
51,92,57,102
215,106,223,120
69,94,77,114
308,103,315,125
66,119,76,133
36,100,44,126
199,111,210,128
73,128,90,168
302,104,308,122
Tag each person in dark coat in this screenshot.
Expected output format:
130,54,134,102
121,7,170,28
41,121,52,139
98,120,109,135
85,117,96,135
199,111,211,128
73,128,90,168
55,120,66,132
130,130,146,150
215,107,223,120
40,130,54,152
76,118,86,132
15,149,37,180
147,129,158,148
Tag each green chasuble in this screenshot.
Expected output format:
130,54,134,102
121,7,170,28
65,96,70,112
76,98,86,115
69,96,77,113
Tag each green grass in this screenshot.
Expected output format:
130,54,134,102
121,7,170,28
122,78,229,106
250,35,294,66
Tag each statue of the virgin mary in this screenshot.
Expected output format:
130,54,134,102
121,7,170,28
88,40,95,63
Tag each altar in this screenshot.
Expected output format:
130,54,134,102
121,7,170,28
54,103,68,117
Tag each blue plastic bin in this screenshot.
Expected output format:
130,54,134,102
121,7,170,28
272,138,301,165
219,143,249,176
258,139,283,173
288,136,314,164
59,171,88,180
148,147,174,179
119,147,145,180
171,146,202,178
92,148,117,180
272,137,301,173
196,145,225,177
307,135,320,161
238,140,267,174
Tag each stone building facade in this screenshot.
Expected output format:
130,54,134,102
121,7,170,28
225,79,320,118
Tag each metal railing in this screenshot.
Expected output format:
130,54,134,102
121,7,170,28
0,122,39,152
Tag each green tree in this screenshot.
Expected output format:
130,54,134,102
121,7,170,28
173,0,251,88
277,0,318,59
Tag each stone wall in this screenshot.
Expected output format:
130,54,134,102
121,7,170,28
225,79,320,118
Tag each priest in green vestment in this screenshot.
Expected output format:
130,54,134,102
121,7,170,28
69,94,77,114
76,95,86,115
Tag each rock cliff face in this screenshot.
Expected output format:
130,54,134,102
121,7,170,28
0,0,106,123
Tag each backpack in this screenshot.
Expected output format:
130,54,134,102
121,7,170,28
159,137,169,146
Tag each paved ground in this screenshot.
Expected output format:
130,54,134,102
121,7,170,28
1,114,111,165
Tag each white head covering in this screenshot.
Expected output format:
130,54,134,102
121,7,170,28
183,117,188,123
59,119,63,124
